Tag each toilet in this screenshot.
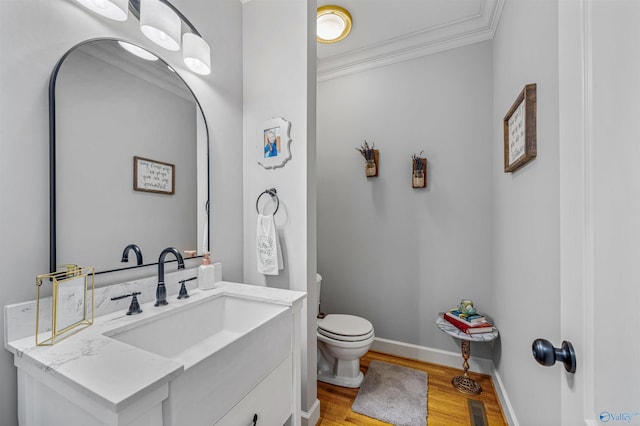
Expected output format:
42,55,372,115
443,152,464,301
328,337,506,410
316,274,375,388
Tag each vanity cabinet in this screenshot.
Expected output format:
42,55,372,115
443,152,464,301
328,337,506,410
217,355,293,426
5,282,306,426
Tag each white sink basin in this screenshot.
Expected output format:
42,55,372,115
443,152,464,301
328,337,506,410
105,293,293,425
105,294,288,368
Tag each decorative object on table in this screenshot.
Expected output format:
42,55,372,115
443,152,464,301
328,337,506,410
447,309,486,324
351,361,427,426
35,264,95,346
503,83,537,173
257,117,292,169
356,140,379,177
444,311,494,334
411,151,427,188
436,315,499,395
458,298,476,315
133,156,175,195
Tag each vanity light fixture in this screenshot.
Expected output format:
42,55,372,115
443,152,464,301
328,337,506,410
75,0,212,75
139,0,181,51
317,5,352,44
76,0,128,21
183,33,211,75
117,41,159,61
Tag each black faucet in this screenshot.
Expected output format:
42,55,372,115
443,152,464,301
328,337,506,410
155,247,185,306
121,244,144,266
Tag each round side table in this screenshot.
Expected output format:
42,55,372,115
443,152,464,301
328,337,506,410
435,315,499,395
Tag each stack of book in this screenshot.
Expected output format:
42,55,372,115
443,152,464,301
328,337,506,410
444,309,494,334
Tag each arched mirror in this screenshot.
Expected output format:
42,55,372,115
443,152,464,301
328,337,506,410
50,38,209,274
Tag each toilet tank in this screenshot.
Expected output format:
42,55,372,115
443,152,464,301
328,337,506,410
315,273,322,317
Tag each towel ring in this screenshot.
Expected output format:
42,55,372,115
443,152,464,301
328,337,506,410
256,188,279,215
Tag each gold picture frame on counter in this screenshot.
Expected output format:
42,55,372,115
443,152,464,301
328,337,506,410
36,265,95,346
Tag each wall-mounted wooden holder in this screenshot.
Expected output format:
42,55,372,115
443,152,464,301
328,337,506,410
412,158,427,188
365,149,380,177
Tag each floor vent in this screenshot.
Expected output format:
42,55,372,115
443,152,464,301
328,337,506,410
468,399,488,426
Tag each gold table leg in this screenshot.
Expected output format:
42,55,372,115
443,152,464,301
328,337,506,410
451,339,482,395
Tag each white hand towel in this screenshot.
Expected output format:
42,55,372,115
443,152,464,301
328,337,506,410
256,214,283,275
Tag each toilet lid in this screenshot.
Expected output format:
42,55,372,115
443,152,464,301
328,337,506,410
318,314,373,338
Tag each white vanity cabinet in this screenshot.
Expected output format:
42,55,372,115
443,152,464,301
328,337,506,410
4,282,306,426
217,355,293,426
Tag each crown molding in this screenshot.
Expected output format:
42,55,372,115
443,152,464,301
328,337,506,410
317,0,505,82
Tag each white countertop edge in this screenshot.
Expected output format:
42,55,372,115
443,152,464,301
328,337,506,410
5,281,307,412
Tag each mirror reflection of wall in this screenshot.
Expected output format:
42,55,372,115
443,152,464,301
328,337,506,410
53,39,208,273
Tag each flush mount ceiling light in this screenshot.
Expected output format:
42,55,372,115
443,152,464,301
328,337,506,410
317,5,352,44
183,33,211,75
117,41,159,61
139,0,181,51
76,0,128,21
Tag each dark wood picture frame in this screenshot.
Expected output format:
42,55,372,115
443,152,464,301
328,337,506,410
503,83,537,173
133,156,175,195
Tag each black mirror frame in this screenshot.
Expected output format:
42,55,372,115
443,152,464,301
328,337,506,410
49,38,210,274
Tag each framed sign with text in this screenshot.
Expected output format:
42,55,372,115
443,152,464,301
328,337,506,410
503,84,537,173
133,156,175,195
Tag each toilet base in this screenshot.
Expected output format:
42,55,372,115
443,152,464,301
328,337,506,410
317,370,364,388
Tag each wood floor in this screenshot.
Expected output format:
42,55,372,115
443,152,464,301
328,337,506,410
317,351,507,426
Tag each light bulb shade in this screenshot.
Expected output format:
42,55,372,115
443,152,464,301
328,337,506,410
140,0,181,51
317,5,352,44
183,33,211,75
76,0,128,21
118,41,159,61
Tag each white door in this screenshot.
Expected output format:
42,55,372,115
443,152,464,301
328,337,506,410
559,1,640,424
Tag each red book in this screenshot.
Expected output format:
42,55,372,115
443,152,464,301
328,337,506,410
444,313,494,334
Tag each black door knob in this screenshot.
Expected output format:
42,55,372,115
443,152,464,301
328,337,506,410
532,339,576,373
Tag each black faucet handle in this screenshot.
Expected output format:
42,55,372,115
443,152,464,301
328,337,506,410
177,277,197,300
110,292,143,315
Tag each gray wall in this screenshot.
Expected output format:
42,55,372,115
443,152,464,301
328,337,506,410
0,0,243,424
317,41,495,358
318,2,563,423
492,1,560,424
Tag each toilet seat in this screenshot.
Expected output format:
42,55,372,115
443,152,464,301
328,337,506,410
318,314,374,342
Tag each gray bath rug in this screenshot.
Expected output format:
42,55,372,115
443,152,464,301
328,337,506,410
351,360,428,426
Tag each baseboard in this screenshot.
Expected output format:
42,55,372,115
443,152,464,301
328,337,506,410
371,337,519,425
491,369,519,426
371,337,494,375
301,398,320,426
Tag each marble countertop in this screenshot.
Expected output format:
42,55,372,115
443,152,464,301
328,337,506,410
4,281,306,412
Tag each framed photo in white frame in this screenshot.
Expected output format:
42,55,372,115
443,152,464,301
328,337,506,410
257,117,292,169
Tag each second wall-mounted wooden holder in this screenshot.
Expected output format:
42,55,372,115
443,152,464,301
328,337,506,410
365,149,380,177
412,157,427,188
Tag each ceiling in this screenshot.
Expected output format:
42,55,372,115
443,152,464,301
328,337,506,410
316,0,505,81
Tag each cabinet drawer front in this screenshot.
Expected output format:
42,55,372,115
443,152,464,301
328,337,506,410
217,355,293,426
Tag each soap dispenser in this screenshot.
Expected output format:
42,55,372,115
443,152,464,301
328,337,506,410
198,252,216,290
